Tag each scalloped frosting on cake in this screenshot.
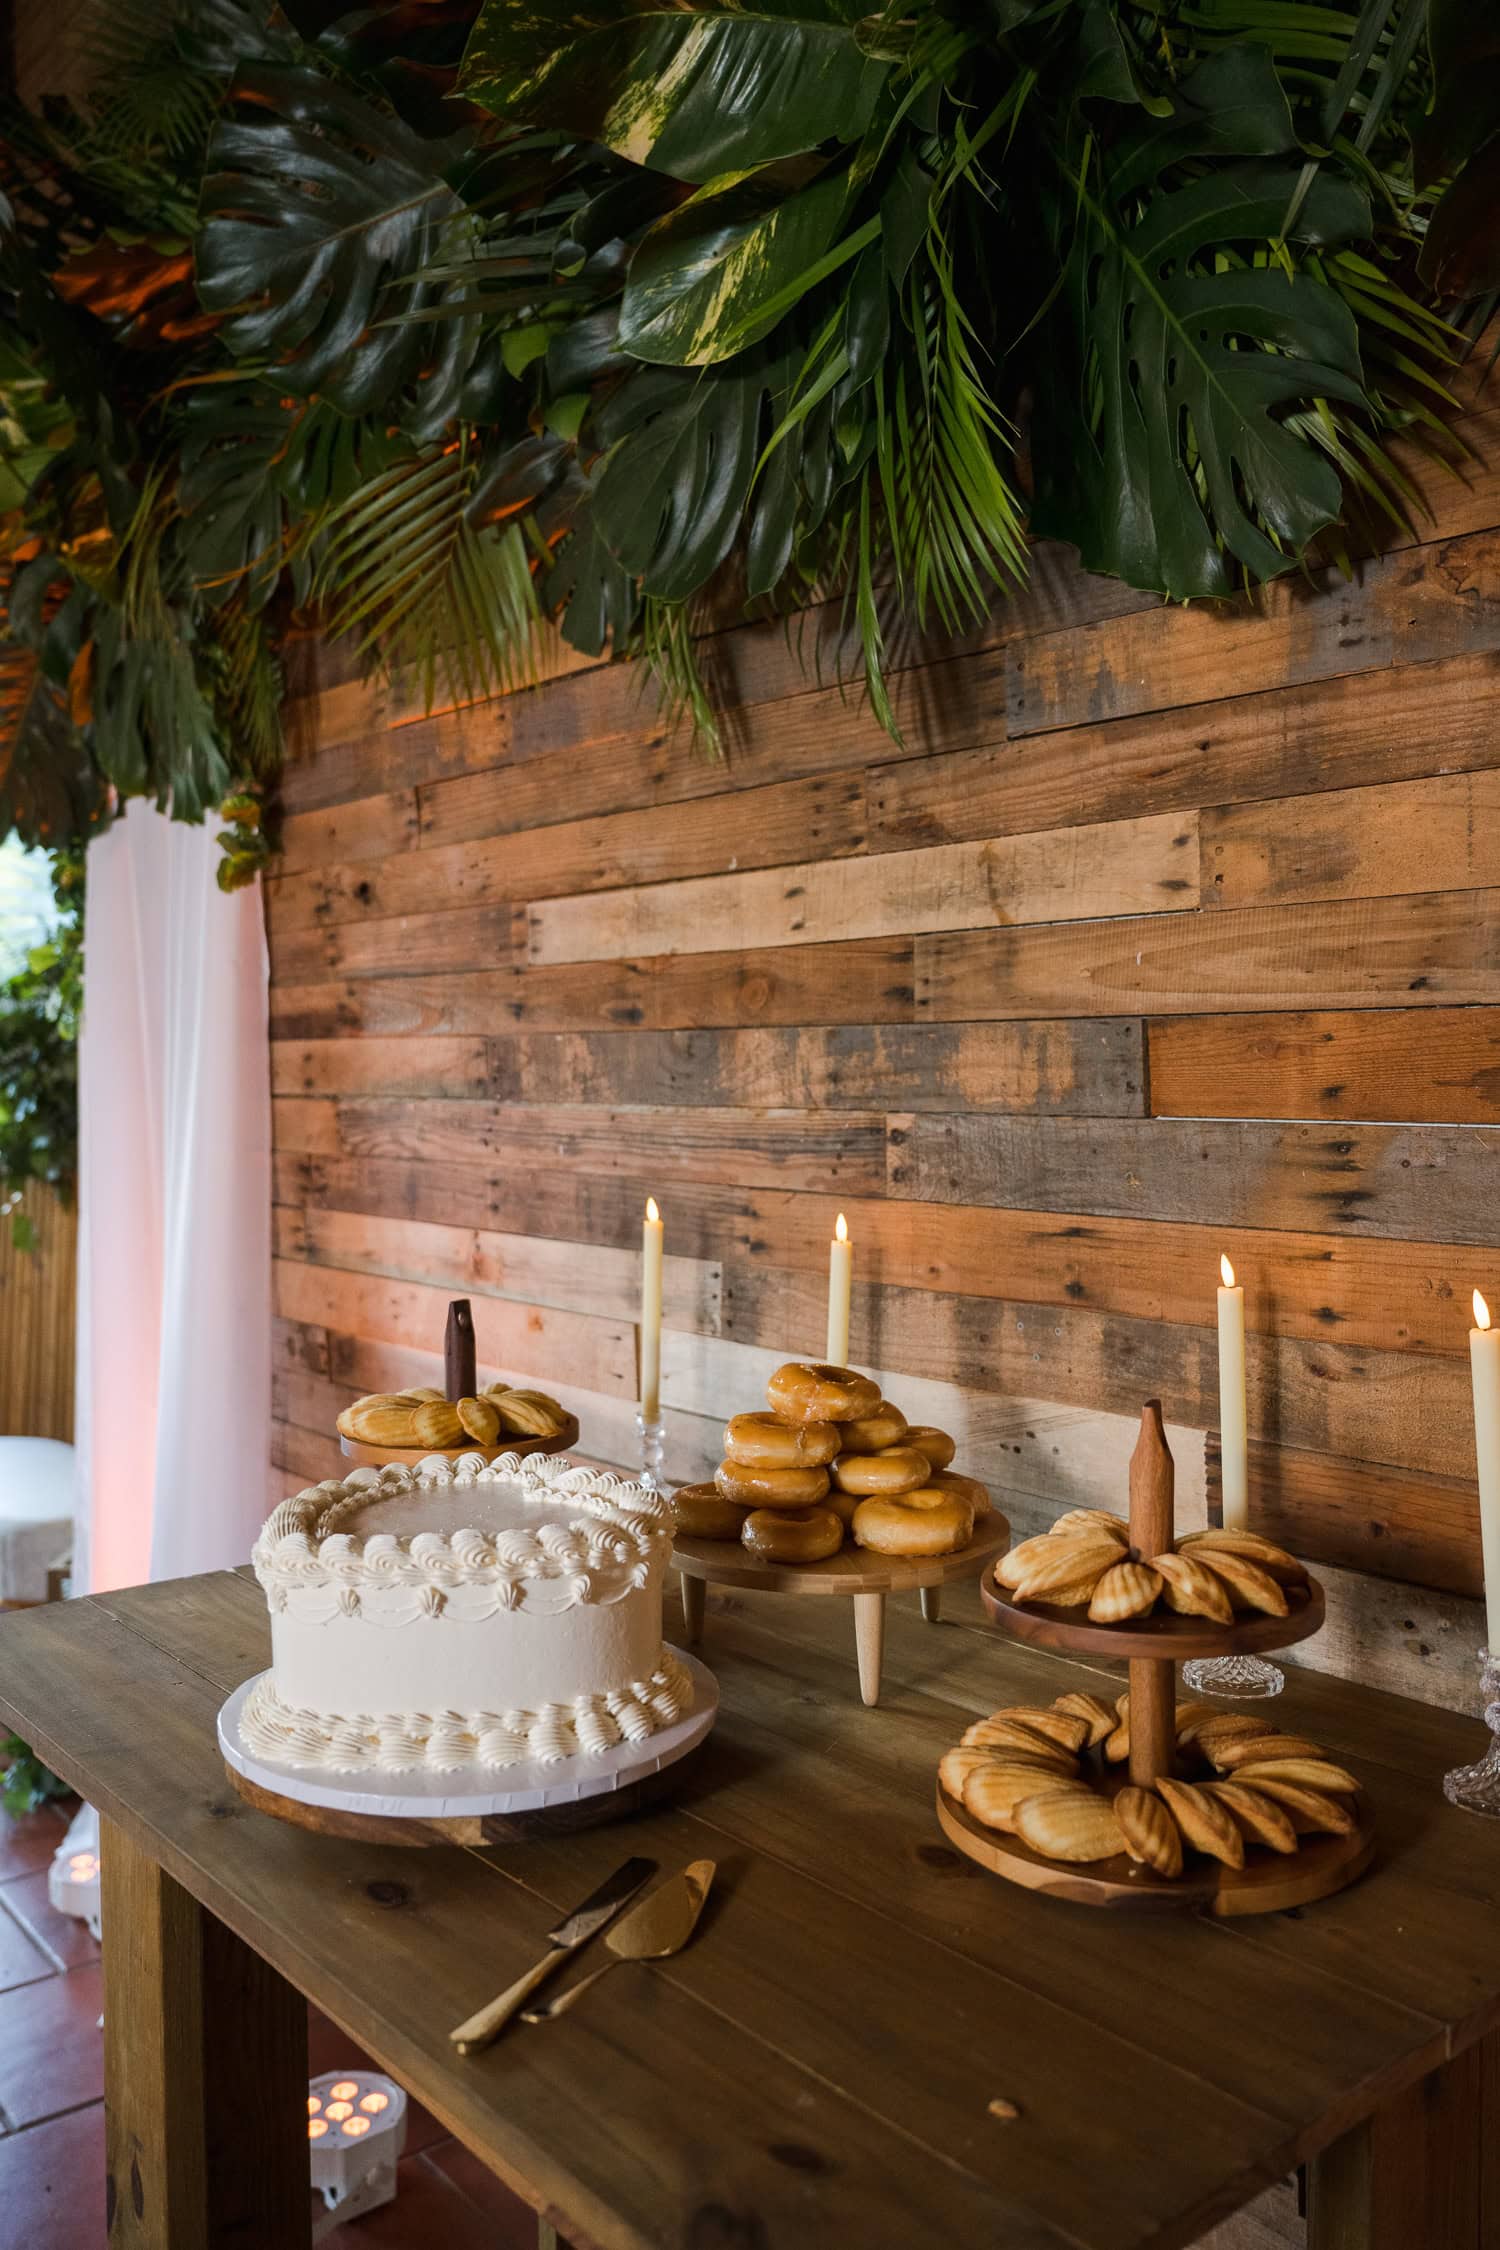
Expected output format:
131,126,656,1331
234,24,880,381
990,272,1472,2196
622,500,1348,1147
247,1453,687,1774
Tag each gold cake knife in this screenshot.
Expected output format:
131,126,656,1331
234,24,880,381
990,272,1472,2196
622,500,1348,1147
520,1858,715,2021
449,1855,657,2053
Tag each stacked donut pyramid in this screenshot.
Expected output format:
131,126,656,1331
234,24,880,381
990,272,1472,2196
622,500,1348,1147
941,1693,1363,1874
672,1360,992,1566
996,1513,1309,1623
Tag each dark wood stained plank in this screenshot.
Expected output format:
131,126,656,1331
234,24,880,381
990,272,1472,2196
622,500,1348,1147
1147,1008,1500,1124
1203,771,1500,911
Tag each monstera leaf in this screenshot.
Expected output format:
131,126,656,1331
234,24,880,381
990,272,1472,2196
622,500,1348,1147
458,0,887,183
176,384,297,611
593,360,776,598
196,64,480,441
1033,53,1373,598
0,640,106,849
619,167,850,366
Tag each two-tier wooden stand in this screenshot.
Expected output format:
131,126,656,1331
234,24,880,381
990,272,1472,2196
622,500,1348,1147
938,1402,1375,1914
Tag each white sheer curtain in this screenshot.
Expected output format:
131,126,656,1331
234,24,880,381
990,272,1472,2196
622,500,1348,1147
73,801,270,1594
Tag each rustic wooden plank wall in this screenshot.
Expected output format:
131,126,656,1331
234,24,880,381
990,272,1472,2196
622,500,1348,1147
266,380,1500,1716
0,1185,76,1441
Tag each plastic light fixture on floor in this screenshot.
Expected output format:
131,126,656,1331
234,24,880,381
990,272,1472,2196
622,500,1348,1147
308,2070,407,2238
48,1802,102,1940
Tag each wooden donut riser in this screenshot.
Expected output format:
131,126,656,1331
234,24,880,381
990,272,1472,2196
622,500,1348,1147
960,1402,1373,1913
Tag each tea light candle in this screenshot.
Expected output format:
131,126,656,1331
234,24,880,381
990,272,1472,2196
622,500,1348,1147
640,1197,664,1422
826,1212,853,1365
1471,1290,1500,1650
1217,1254,1248,1531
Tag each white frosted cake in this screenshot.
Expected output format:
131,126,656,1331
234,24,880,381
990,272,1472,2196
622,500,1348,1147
244,1453,689,1774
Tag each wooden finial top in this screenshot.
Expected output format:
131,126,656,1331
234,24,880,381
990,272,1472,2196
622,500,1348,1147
444,1298,476,1402
1128,1400,1174,1559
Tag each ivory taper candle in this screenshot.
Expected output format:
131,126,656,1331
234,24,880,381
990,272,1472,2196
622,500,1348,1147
640,1196,664,1422
1471,1290,1500,1650
1217,1253,1248,1531
826,1212,853,1365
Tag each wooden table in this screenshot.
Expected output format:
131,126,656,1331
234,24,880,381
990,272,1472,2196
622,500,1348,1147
5,1571,1500,2250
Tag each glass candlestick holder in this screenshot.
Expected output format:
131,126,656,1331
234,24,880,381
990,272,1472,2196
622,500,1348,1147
1443,1651,1500,1817
636,1411,666,1494
1182,1652,1284,1700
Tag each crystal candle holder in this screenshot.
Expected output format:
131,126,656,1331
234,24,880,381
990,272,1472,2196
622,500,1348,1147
637,1411,666,1493
1182,1652,1284,1700
1443,1650,1500,1817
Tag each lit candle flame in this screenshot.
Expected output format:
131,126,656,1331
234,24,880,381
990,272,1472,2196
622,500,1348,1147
835,1212,848,1244
1476,1288,1492,1333
645,1196,660,1223
1220,1254,1236,1290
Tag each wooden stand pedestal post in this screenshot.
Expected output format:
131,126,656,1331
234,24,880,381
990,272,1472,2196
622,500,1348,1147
1128,1402,1176,1793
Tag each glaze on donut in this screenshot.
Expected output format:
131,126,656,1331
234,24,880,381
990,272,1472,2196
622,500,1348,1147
740,1506,845,1565
723,1411,839,1468
715,1459,832,1509
831,1445,932,1497
766,1361,880,1425
673,1482,751,1541
837,1401,908,1454
851,1486,974,1558
903,1425,956,1472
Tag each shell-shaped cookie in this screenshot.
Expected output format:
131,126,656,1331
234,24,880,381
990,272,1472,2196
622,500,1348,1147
1208,1733,1328,1773
1237,1777,1357,1834
938,1745,1007,1802
1206,1781,1298,1855
1048,1508,1129,1542
982,1707,1092,1755
1012,1536,1122,1602
1052,1691,1117,1747
1178,1528,1308,1585
457,1395,501,1445
1152,1551,1234,1623
1012,1789,1127,1863
1156,1778,1245,1869
344,1398,421,1446
1177,1707,1263,1750
1195,1548,1290,1616
1087,1559,1162,1623
413,1399,465,1447
1231,1757,1359,1795
1115,1785,1184,1878
994,1533,1058,1590
960,1716,1078,1770
1172,1701,1215,1741
961,1765,1087,1834
1103,1718,1130,1765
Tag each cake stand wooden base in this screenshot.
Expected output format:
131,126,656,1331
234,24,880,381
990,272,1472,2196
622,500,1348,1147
935,1779,1376,1916
671,1517,1010,1706
216,1649,717,1847
337,1415,580,1470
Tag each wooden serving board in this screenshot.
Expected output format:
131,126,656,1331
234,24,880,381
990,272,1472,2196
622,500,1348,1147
672,1516,1011,1707
337,1413,580,1469
980,1571,1325,1661
935,1777,1375,1917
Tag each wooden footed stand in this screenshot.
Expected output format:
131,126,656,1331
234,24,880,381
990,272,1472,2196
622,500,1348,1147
949,1401,1374,1915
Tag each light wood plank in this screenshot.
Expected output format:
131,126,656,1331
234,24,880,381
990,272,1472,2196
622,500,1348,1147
277,788,418,878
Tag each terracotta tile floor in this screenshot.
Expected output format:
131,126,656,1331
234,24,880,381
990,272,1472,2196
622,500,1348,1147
0,1798,551,2248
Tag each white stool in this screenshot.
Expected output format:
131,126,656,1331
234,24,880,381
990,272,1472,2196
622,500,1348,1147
0,1437,75,1603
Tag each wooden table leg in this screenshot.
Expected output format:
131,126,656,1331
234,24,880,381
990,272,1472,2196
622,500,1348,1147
102,1816,311,2249
853,1592,885,1706
1306,2030,1500,2250
680,1573,706,1647
919,1587,942,1623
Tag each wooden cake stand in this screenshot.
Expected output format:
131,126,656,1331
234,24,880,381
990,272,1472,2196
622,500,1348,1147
939,1402,1374,1915
338,1414,579,1471
672,1515,1011,1707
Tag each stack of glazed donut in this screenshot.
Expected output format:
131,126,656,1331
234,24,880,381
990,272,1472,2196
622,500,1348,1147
672,1360,991,1566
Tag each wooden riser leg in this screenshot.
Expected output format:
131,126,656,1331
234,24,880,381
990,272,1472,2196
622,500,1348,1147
680,1573,706,1647
102,1817,310,2249
1306,2030,1500,2250
919,1587,942,1624
853,1592,886,1706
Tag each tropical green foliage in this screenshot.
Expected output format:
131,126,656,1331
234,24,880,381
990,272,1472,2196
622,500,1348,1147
0,0,1495,841
0,845,82,1249
1,1734,70,1818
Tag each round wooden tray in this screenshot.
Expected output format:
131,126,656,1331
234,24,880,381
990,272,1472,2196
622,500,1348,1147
337,1414,580,1469
217,1650,716,1847
935,1774,1375,1917
671,1515,1011,1707
980,1571,1325,1662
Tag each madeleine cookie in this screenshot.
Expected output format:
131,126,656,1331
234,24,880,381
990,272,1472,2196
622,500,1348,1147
1115,1786,1184,1878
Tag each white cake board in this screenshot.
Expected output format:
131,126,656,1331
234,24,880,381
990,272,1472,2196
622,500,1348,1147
217,1646,718,1823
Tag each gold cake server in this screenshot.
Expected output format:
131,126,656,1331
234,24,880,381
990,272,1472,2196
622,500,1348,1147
521,1858,715,2022
449,1855,656,2054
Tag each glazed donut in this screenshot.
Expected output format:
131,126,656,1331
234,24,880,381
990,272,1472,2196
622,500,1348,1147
715,1459,832,1509
931,1469,991,1521
837,1400,908,1454
904,1425,956,1471
723,1411,839,1468
851,1487,974,1558
741,1506,845,1565
824,1486,860,1528
766,1361,880,1426
832,1445,932,1497
672,1482,750,1541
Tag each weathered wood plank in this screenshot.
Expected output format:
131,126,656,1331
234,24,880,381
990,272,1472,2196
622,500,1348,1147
1147,1007,1500,1125
276,788,419,878
274,1204,722,1333
268,901,523,986
1284,1559,1485,1719
1203,771,1500,911
870,650,1500,854
276,1097,888,1192
529,812,1200,965
716,1263,1478,1478
271,1036,501,1098
916,888,1500,1019
272,1258,637,1396
1007,530,1500,736
1207,1433,1480,1601
889,1111,1500,1246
